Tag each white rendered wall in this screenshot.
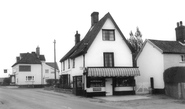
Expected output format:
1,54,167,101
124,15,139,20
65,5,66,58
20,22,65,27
136,42,164,91
85,18,133,67
164,54,185,70
14,64,42,85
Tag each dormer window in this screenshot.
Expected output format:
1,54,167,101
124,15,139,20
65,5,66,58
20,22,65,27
102,29,115,41
181,55,185,62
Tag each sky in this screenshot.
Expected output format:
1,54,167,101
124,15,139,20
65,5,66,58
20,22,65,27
0,0,185,77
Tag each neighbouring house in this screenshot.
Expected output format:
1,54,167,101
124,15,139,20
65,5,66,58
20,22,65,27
60,12,140,97
12,46,60,87
136,21,185,94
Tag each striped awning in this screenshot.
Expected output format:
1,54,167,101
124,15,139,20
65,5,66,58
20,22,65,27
87,67,140,77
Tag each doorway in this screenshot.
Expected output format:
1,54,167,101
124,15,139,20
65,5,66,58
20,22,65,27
105,78,113,96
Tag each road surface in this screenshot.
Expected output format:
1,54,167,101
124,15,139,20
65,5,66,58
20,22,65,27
0,87,119,109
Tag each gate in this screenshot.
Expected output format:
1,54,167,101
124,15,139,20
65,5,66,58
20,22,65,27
136,82,150,94
73,76,83,96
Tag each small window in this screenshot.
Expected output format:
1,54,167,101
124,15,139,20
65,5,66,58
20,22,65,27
45,69,49,73
104,52,114,67
68,59,70,69
181,55,185,62
19,65,31,72
26,76,34,81
88,78,105,87
72,58,75,68
115,77,135,87
63,61,65,71
102,29,115,41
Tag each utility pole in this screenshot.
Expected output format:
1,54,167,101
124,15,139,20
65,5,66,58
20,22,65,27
54,39,57,84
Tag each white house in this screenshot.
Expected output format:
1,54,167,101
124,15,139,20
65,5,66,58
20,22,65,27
136,21,185,94
12,47,60,87
60,12,140,97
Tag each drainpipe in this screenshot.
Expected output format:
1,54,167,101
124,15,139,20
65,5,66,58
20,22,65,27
41,63,43,86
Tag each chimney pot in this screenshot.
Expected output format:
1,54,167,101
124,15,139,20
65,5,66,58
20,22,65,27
36,46,40,56
91,12,99,26
180,21,183,26
75,31,80,45
177,22,179,27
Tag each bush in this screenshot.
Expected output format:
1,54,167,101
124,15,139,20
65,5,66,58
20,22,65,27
164,67,185,85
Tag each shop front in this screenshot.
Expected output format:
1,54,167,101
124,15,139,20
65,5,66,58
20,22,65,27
84,67,140,97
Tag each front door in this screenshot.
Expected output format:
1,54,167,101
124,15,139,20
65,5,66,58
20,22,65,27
105,78,113,96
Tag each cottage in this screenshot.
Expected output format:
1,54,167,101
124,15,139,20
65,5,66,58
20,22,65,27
60,12,140,97
136,21,185,94
12,46,60,87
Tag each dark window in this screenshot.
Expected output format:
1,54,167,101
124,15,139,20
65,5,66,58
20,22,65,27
63,61,65,71
102,29,115,41
181,55,185,62
26,76,34,81
72,58,75,68
104,53,114,67
68,59,70,69
115,77,135,87
19,65,31,72
89,78,105,87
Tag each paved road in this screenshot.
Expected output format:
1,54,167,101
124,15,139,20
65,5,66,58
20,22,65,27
0,87,119,109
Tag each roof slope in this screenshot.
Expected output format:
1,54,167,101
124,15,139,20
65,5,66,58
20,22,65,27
12,52,45,67
60,12,133,62
46,62,59,70
149,39,185,54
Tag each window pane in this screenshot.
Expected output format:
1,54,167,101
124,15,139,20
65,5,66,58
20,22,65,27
104,53,114,67
102,30,115,41
19,66,31,71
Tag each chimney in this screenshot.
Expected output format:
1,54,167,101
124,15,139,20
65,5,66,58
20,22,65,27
75,31,80,45
175,21,185,43
36,46,40,56
91,12,99,26
16,57,20,62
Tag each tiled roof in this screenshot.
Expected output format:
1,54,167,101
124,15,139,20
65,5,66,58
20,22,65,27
12,52,45,67
60,12,133,62
149,39,185,54
46,62,59,70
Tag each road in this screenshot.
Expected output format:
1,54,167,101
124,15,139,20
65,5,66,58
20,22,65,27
0,87,119,109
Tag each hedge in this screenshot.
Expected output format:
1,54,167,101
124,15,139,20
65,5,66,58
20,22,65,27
163,67,185,85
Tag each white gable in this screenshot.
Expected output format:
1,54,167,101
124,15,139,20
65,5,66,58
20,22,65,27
85,18,133,67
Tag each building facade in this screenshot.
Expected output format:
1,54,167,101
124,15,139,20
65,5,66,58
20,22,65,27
12,47,60,87
136,21,185,94
60,12,140,97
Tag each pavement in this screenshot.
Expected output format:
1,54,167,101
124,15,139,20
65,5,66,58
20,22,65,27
94,95,151,101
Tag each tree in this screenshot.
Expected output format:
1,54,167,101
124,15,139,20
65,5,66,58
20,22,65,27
128,27,143,53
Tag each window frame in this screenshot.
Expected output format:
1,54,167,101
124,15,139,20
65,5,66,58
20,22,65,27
72,58,75,68
103,52,114,67
181,55,185,62
115,77,135,87
68,59,70,69
26,76,34,81
102,29,115,41
63,61,65,71
19,65,31,72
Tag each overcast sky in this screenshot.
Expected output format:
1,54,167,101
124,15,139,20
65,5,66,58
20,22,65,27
1,0,185,77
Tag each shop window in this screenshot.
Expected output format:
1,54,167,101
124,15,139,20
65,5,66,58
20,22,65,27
89,78,105,87
115,77,135,87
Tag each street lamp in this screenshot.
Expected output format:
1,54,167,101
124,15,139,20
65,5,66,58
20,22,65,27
54,39,57,84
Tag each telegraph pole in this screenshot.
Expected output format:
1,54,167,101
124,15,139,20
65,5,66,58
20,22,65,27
54,39,57,84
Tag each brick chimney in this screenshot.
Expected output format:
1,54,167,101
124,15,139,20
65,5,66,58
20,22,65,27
16,57,20,62
75,31,80,45
91,12,99,27
36,46,40,56
175,21,185,43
